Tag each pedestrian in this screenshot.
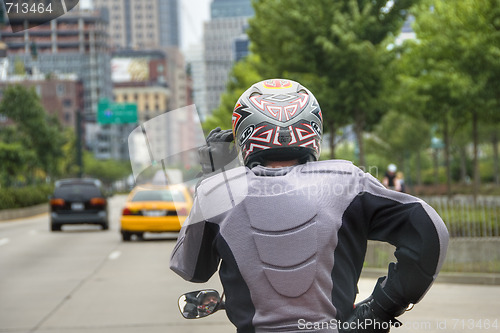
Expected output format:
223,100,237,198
382,164,403,192
170,79,449,332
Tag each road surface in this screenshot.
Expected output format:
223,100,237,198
0,195,499,333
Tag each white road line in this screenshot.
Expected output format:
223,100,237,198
0,238,10,246
29,230,38,235
108,250,121,260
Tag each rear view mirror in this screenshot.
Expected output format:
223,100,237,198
178,289,222,319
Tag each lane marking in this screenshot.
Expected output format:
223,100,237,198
108,250,121,260
0,238,10,246
29,229,38,235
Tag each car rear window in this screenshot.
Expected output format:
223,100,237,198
54,184,102,198
131,189,186,202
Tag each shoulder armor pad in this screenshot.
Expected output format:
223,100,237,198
197,167,249,220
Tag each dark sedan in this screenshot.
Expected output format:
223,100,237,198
50,178,109,231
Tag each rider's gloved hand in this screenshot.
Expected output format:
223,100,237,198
198,127,236,174
340,297,401,332
340,277,407,333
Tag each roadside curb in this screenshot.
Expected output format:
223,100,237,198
361,267,500,286
0,203,49,222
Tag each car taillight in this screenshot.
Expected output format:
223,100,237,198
50,198,65,206
90,197,106,206
122,207,140,215
177,208,188,216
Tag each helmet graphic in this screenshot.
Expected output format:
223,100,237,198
232,79,323,167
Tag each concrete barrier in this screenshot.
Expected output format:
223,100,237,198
0,203,49,221
360,267,500,285
364,238,500,284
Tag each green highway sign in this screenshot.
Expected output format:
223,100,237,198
97,99,138,124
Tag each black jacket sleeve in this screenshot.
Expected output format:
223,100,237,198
360,172,449,315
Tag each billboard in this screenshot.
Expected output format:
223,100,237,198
111,58,149,83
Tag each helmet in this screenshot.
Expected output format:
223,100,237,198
388,164,397,173
232,79,323,167
196,290,220,315
196,290,220,302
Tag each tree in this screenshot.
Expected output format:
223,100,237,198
369,110,431,186
248,0,419,164
83,151,132,187
0,85,66,181
410,0,500,197
0,142,36,187
395,37,471,194
57,128,81,178
13,58,25,75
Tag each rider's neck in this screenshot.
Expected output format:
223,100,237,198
264,159,299,168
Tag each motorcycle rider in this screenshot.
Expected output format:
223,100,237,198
170,79,449,332
196,290,221,316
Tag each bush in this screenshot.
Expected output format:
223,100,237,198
0,184,54,210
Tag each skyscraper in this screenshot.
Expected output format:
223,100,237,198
202,0,253,114
1,9,112,117
92,0,180,49
210,0,254,19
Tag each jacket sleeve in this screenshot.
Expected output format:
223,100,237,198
169,197,220,283
360,172,449,314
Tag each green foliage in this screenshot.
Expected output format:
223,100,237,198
0,142,37,186
0,85,67,185
57,128,80,177
413,0,500,116
83,151,132,186
368,110,431,166
0,184,53,210
401,0,500,193
421,165,447,185
248,0,419,163
13,58,25,75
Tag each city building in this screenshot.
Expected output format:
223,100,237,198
0,8,116,157
107,49,169,162
203,16,250,113
0,9,112,117
233,33,250,62
202,0,253,114
0,73,83,129
113,86,169,122
112,49,202,174
185,44,207,120
92,0,190,126
164,47,188,110
160,47,200,168
92,0,180,50
210,0,254,19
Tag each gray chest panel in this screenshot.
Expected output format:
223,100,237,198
243,191,319,297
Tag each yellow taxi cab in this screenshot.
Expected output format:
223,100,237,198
120,184,193,241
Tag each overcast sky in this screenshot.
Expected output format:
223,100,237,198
180,0,211,52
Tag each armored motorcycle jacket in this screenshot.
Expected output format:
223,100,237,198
170,160,449,333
